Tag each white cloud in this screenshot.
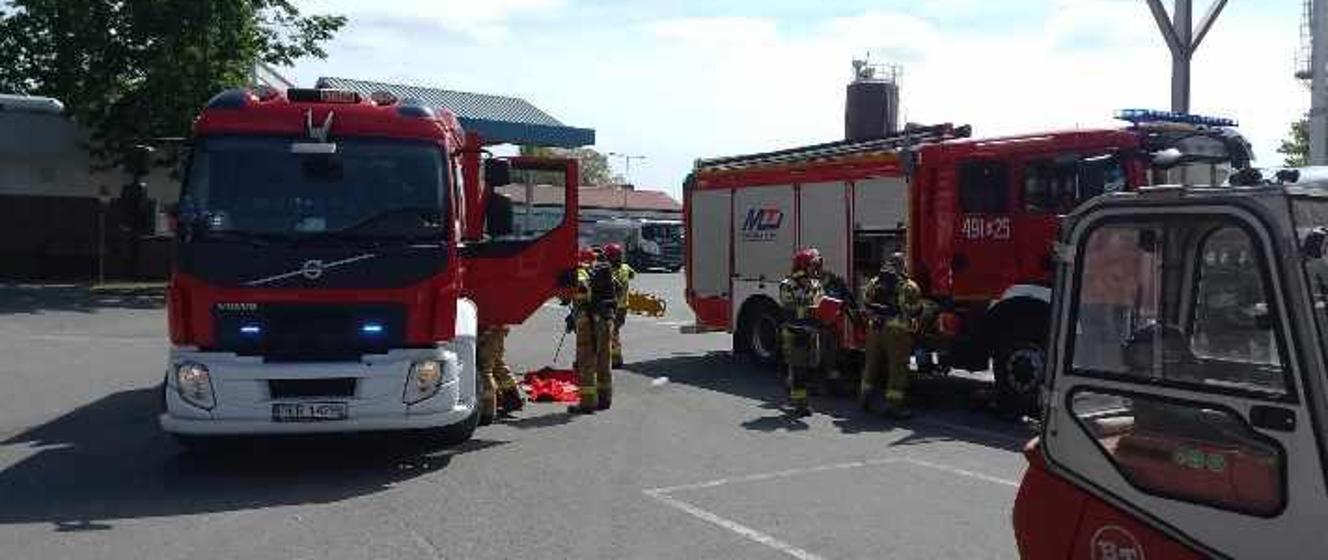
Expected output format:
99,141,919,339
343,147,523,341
306,0,567,43
291,3,1307,195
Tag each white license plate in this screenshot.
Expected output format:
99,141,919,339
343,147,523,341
272,402,348,422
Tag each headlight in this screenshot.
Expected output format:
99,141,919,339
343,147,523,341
175,362,215,410
404,360,444,405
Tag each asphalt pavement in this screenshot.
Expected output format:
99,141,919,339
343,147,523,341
0,274,1032,560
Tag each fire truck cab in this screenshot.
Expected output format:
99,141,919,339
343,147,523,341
1015,182,1328,559
159,86,590,446
685,111,1252,415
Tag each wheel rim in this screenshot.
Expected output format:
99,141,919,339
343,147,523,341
1004,344,1045,397
751,315,779,360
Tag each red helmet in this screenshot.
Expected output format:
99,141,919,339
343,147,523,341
792,248,822,272
603,243,624,263
578,247,597,264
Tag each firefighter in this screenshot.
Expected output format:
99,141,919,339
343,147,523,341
859,252,922,419
603,243,635,368
477,324,524,424
568,248,618,414
779,248,827,417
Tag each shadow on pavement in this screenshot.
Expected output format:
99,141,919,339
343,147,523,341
0,387,502,530
624,352,1030,453
0,285,165,315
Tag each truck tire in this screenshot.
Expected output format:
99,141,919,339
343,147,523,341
436,408,479,446
993,335,1046,419
736,299,782,367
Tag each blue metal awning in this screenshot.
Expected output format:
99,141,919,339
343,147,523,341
317,77,595,148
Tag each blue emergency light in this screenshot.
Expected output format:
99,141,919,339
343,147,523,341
1115,109,1237,127
360,323,385,335
240,324,262,335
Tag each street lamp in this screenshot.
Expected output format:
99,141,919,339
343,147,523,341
607,152,646,185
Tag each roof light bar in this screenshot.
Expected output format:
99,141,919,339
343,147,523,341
286,88,362,104
1116,108,1237,127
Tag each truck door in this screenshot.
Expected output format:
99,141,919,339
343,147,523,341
951,159,1015,299
1014,153,1126,286
462,157,578,326
1042,205,1328,558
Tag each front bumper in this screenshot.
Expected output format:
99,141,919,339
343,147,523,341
159,343,477,436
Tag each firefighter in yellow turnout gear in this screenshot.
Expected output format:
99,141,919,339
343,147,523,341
603,243,635,368
477,325,524,425
779,248,828,417
568,248,619,414
860,252,922,419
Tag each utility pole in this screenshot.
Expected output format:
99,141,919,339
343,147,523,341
607,152,646,185
1311,0,1328,164
1145,0,1229,113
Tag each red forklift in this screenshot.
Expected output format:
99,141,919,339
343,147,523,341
1014,178,1328,558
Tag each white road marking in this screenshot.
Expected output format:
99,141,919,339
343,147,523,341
643,489,827,560
643,456,1016,559
900,457,1020,488
3,333,158,344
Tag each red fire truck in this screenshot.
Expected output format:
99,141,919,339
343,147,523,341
158,86,590,447
1015,181,1328,559
683,111,1252,414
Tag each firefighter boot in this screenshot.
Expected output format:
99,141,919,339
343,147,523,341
499,387,525,413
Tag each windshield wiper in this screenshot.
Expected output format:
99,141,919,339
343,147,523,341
323,207,444,239
190,228,285,247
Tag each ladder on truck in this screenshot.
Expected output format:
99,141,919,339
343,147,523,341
694,123,972,172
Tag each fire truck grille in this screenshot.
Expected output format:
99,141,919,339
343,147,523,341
212,303,407,362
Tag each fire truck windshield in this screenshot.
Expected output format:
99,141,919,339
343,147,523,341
179,136,447,241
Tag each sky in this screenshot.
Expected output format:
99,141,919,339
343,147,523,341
289,0,1309,199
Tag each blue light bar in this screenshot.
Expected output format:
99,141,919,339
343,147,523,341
240,324,262,335
361,323,384,335
1116,108,1237,127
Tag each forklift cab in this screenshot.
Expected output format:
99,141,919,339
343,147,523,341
1016,184,1328,559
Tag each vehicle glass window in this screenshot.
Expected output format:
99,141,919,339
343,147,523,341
1070,390,1284,516
1071,220,1287,398
958,160,1009,214
492,167,568,240
181,136,446,238
1023,155,1124,214
1292,199,1328,345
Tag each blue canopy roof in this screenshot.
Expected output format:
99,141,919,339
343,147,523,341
317,77,595,148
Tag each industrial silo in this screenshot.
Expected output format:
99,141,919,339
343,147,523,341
844,59,901,141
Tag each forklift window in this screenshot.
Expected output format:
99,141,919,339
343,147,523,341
958,160,1009,214
1070,220,1288,399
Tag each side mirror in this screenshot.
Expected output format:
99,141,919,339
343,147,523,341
1303,228,1328,259
484,159,512,187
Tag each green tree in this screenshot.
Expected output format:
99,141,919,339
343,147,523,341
1278,118,1310,167
0,0,346,167
519,146,625,186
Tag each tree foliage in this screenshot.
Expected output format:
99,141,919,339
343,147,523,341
519,146,626,186
1278,118,1310,167
0,0,346,167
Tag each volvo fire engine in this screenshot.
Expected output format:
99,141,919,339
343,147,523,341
158,86,588,446
1015,181,1328,559
683,111,1252,414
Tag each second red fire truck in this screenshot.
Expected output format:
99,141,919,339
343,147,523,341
158,85,590,447
683,110,1252,415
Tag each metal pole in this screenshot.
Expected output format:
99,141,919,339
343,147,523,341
1145,0,1228,113
97,202,105,285
1172,0,1192,113
1312,0,1328,164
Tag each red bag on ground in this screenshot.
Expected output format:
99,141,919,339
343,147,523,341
522,368,581,403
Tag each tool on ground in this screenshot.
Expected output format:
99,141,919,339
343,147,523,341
626,291,667,317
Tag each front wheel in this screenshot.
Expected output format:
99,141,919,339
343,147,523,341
993,337,1046,419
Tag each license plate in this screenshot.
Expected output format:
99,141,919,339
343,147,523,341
272,402,348,422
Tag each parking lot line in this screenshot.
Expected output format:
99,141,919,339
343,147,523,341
643,456,1016,559
643,488,827,560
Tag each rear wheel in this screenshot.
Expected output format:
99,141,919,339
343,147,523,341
736,299,782,367
993,336,1046,419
